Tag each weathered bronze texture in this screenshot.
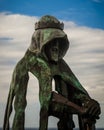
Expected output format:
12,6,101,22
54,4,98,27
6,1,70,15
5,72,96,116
3,15,101,130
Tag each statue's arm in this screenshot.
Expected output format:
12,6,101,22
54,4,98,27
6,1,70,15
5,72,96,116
3,53,29,130
60,59,101,119
60,59,89,97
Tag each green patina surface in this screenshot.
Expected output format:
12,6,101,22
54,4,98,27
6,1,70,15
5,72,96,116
3,50,90,130
3,15,100,130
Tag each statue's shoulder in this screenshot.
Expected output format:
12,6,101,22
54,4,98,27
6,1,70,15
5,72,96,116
59,59,70,72
37,57,50,71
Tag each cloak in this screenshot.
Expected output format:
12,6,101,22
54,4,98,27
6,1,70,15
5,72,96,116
3,15,90,130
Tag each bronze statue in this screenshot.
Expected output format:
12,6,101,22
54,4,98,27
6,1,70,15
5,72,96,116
3,15,101,130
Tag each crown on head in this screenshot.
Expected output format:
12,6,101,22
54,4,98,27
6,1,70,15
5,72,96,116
35,15,64,30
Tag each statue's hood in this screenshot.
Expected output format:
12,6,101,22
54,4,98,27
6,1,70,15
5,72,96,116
29,28,69,58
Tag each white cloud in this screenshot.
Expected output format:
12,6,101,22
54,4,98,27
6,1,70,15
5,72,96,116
0,12,104,128
64,21,104,89
0,12,37,38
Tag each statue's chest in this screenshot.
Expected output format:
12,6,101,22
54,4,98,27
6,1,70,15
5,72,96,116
50,64,61,77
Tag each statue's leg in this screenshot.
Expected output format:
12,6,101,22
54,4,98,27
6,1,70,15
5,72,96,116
57,115,74,130
49,102,75,130
11,59,29,130
39,107,49,130
54,76,75,130
38,79,52,130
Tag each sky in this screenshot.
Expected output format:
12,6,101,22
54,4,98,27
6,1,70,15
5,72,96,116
0,0,104,128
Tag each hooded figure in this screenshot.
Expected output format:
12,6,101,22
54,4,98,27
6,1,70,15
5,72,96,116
3,15,100,130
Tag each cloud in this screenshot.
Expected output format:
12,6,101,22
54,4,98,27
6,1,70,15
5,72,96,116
64,21,104,91
0,12,104,128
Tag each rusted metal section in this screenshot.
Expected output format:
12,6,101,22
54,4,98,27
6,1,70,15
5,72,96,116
52,91,86,114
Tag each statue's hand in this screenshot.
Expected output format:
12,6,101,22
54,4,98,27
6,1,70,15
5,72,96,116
83,99,101,119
